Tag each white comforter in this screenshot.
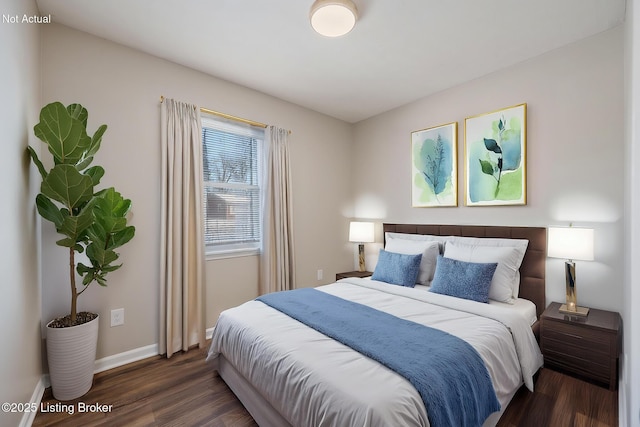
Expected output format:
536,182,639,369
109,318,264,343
207,278,543,427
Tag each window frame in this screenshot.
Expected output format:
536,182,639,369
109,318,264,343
201,113,264,259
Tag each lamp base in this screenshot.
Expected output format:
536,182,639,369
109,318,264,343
561,260,589,317
559,304,589,317
357,243,366,272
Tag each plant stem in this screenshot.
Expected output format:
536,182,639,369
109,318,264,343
70,247,77,324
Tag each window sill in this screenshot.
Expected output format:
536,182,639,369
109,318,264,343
205,248,260,261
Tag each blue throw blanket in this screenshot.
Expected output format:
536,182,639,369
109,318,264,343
257,288,500,427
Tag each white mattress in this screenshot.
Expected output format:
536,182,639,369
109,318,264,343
208,278,543,427
413,284,538,326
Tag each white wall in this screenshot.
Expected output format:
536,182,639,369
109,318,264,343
624,0,640,425
0,0,43,426
40,24,354,358
353,27,625,314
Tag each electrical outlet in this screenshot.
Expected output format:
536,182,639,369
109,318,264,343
317,269,323,280
111,308,124,327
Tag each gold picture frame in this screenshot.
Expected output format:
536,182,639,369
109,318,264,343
411,122,458,207
464,103,527,206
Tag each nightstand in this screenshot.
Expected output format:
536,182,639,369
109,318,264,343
540,302,621,390
336,271,372,281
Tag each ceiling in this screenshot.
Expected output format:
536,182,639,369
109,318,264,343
35,0,626,123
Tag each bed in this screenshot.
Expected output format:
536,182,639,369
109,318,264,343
207,224,547,427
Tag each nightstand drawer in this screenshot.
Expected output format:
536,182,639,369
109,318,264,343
543,348,611,381
543,321,612,355
543,337,612,365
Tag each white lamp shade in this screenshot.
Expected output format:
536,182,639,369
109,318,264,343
349,221,374,243
310,0,358,37
548,227,594,261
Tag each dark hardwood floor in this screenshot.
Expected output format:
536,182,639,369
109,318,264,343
33,345,617,427
33,344,256,427
497,369,618,427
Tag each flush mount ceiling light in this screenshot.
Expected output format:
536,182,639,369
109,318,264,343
310,0,358,37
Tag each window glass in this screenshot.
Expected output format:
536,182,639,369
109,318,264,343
201,115,264,255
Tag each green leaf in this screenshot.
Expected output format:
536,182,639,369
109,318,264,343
59,209,94,242
34,102,92,164
92,188,132,234
483,138,502,154
498,119,504,131
79,264,99,286
75,156,93,172
101,264,122,273
86,242,119,267
97,216,127,235
35,194,65,228
67,103,88,127
75,123,106,171
27,146,48,180
41,164,94,210
87,124,107,158
82,274,93,286
86,222,107,246
85,166,105,187
96,276,107,287
97,188,131,216
479,159,495,176
109,226,135,249
56,237,76,248
113,199,131,218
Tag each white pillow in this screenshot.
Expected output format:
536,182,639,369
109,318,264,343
444,243,524,303
385,236,440,285
444,236,528,298
385,232,448,254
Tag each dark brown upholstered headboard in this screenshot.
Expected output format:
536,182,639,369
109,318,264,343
383,223,547,318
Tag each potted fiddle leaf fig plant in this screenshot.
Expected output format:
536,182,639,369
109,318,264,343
28,101,135,401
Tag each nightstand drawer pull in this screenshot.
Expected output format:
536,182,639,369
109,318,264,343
562,332,584,340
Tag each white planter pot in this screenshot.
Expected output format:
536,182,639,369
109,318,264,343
46,314,99,401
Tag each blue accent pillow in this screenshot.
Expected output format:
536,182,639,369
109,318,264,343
429,255,498,303
371,249,422,288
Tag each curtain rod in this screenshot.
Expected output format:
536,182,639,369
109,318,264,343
160,95,268,129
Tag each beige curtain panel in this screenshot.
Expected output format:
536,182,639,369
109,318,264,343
160,98,206,358
260,126,296,294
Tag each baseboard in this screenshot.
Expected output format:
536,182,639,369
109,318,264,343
19,377,45,427
94,343,159,374
41,342,159,390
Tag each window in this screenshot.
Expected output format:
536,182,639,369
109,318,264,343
201,114,264,256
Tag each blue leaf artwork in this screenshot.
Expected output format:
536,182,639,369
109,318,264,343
465,104,526,206
411,122,457,207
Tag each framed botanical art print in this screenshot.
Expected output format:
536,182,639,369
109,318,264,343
464,103,526,206
411,122,457,207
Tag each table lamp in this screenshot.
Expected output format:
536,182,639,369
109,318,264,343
548,226,594,316
349,221,375,272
